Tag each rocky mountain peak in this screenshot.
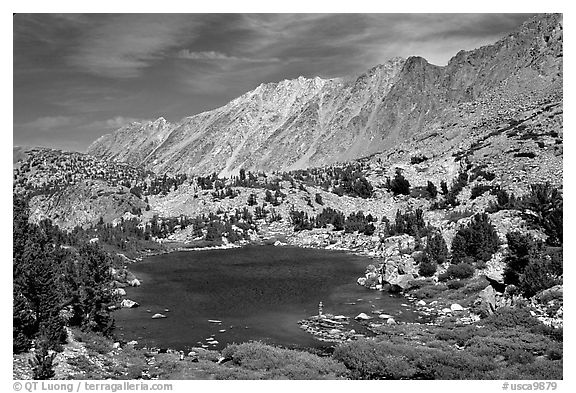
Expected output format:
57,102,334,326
87,14,562,176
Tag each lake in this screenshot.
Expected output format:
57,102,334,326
113,245,421,351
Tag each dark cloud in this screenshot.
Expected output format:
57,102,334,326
13,13,538,152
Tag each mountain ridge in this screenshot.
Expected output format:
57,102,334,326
87,13,562,177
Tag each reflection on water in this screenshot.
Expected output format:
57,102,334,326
114,246,420,351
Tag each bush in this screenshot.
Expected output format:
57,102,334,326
443,263,475,280
440,180,448,195
445,171,469,207
334,338,498,380
389,168,410,196
519,257,562,298
222,342,348,379
390,208,426,237
333,339,416,379
425,231,448,264
504,232,562,297
470,184,493,200
29,338,56,380
445,208,475,223
412,283,448,299
483,307,541,330
418,256,437,277
426,181,438,198
451,213,499,264
446,280,466,290
520,183,562,246
411,155,428,164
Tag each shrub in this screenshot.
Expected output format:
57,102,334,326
446,280,466,289
222,342,348,379
315,207,345,231
29,338,56,380
411,155,428,164
451,213,499,264
333,339,416,379
418,255,437,277
411,283,448,299
334,338,498,380
440,180,448,195
504,232,562,297
391,208,426,237
445,263,475,279
520,183,562,246
445,171,469,207
519,256,562,298
389,168,410,196
483,307,541,330
470,184,493,199
426,181,438,198
509,360,563,380
425,231,448,264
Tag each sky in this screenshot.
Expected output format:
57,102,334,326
13,13,536,152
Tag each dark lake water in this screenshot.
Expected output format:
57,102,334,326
114,246,421,351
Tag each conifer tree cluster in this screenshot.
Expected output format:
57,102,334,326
450,213,499,265
13,196,117,379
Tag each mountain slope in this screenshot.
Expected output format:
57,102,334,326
87,14,562,177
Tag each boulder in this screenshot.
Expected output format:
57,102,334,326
478,285,497,315
386,273,415,292
152,313,167,319
378,314,393,319
450,303,465,312
486,269,505,286
120,299,139,308
398,256,416,275
357,277,367,286
113,288,127,296
383,234,416,253
387,318,397,325
417,300,427,306
355,313,372,321
128,278,141,287
535,285,563,302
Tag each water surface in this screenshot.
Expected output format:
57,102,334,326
114,246,420,351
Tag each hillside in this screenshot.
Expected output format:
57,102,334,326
87,14,562,177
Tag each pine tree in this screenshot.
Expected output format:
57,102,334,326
451,213,499,264
425,231,448,264
76,244,115,335
426,181,438,198
29,336,56,380
13,287,36,353
390,168,410,195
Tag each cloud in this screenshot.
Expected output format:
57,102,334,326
68,15,201,78
176,49,280,63
19,116,76,131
